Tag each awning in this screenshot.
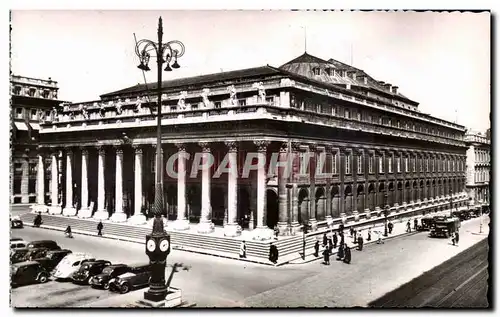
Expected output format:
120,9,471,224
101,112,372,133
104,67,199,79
30,123,40,130
14,122,28,131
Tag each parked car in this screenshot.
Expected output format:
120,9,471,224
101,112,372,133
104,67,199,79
71,260,112,284
35,249,73,272
11,261,50,287
10,216,23,229
26,240,61,251
430,217,461,238
108,263,151,294
11,247,49,264
10,239,28,250
52,253,95,280
89,264,131,290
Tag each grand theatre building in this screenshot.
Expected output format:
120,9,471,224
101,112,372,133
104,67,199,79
33,52,469,239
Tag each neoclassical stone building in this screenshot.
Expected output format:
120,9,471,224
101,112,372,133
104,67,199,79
465,130,491,210
10,74,62,204
34,52,469,237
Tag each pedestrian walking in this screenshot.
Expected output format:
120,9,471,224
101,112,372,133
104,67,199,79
352,229,358,244
333,232,338,249
406,220,411,233
269,243,279,264
314,240,320,257
455,230,460,244
377,231,384,244
97,221,103,236
239,241,247,258
323,247,330,265
328,238,333,255
350,227,354,238
388,221,394,234
357,233,364,251
338,223,344,234
64,225,73,238
367,228,372,241
322,233,328,247
337,243,344,261
451,232,456,246
274,225,279,239
33,212,42,227
343,244,351,264
414,218,418,231
340,231,345,246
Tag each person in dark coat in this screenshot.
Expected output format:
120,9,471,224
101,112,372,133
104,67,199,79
339,224,344,234
323,247,330,265
239,241,247,258
337,243,344,261
350,227,355,238
414,218,418,231
328,238,333,255
357,233,364,251
352,229,358,244
34,212,42,227
343,244,351,264
340,231,345,246
455,231,460,244
322,233,328,247
367,228,372,241
269,243,278,264
64,225,73,238
97,221,103,236
333,232,338,249
314,240,320,257
388,221,394,234
406,220,411,233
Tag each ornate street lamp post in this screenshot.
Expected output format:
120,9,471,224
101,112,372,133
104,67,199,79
383,193,389,237
449,189,453,218
135,17,185,303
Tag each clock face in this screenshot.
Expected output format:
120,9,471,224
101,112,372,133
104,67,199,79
159,239,170,252
147,239,156,252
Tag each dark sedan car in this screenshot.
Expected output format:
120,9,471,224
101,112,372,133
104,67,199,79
89,264,131,290
11,247,49,264
10,216,23,229
27,240,60,251
11,261,50,287
109,264,151,294
35,249,73,272
71,260,112,284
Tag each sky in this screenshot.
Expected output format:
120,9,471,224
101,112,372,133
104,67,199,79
10,10,490,132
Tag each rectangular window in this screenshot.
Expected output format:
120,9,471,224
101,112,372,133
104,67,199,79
419,158,423,172
432,158,435,172
28,179,36,194
357,155,363,174
368,155,374,174
29,163,37,176
332,153,338,175
426,158,429,172
344,109,350,119
397,157,401,173
412,158,416,172
238,99,246,106
345,153,351,174
356,112,361,121
13,179,21,194
16,107,23,119
31,109,37,120
379,155,384,173
405,157,409,172
388,155,393,173
214,101,222,108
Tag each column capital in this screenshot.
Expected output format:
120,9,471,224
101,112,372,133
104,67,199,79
114,146,124,155
64,147,74,155
224,141,238,152
278,141,288,153
254,140,270,152
97,146,106,155
353,147,364,155
374,148,385,156
291,141,302,151
307,143,318,152
199,142,211,152
133,144,143,154
175,143,186,152
80,147,89,156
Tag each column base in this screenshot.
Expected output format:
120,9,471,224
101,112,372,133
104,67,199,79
251,227,274,241
173,219,191,231
128,214,147,225
223,223,242,237
340,213,347,224
364,209,371,219
147,217,168,228
352,211,360,222
308,219,318,232
289,222,301,235
32,204,48,213
197,221,214,234
277,222,288,236
48,205,62,215
93,210,109,220
110,212,127,223
78,208,92,219
62,207,77,217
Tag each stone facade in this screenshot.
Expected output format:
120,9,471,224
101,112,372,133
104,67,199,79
465,130,491,209
35,53,469,236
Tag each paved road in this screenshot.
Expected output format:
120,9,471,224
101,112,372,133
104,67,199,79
369,238,489,308
10,205,489,308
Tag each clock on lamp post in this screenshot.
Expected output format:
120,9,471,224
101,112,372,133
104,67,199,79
144,230,171,302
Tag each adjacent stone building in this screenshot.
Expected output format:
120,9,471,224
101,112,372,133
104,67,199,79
34,52,469,238
10,74,62,204
465,130,491,211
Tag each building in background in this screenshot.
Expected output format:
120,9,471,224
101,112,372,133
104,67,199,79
10,74,63,204
465,130,491,212
33,51,469,241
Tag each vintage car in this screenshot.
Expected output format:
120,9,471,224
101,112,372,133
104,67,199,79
11,261,50,287
10,238,28,250
26,240,61,251
71,260,112,284
108,263,151,294
52,253,95,280
451,209,470,221
10,216,24,229
89,264,131,290
417,216,435,231
35,249,73,272
11,247,49,264
430,217,461,238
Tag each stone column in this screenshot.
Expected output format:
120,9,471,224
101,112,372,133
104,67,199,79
129,145,147,225
324,146,333,224
339,147,347,222
308,144,318,229
289,142,301,234
172,143,190,230
35,151,48,212
62,149,77,216
93,146,108,220
252,140,274,240
78,148,92,218
20,155,29,203
197,142,214,233
111,147,127,222
48,151,61,214
277,142,289,235
223,141,241,236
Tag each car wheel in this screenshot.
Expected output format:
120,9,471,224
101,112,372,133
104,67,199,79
103,282,110,290
120,284,130,294
38,273,48,284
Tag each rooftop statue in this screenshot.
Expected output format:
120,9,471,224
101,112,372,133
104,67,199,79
201,88,212,108
228,85,237,106
115,99,123,114
178,91,188,110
